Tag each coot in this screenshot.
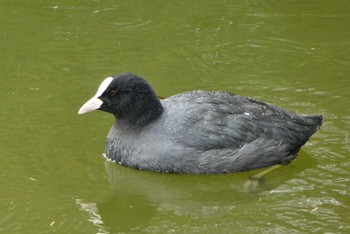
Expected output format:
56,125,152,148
78,73,322,174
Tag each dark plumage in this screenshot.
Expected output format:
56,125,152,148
78,73,322,174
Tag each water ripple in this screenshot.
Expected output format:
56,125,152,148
91,7,152,29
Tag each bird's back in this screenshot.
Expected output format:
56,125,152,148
162,91,322,149
155,91,322,173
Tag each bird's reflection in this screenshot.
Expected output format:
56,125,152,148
76,152,314,233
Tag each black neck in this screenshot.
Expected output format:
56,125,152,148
115,95,164,128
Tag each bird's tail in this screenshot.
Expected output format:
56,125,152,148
306,114,323,131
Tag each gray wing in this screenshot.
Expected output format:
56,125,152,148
162,91,321,155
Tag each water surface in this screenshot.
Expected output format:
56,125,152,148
1,1,349,233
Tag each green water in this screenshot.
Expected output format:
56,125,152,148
1,1,349,233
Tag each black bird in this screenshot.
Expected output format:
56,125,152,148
79,73,322,174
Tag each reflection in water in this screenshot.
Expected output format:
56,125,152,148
77,151,326,233
79,159,308,233
76,199,108,234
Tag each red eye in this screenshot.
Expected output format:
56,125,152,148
110,90,117,96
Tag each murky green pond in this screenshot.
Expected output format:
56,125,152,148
1,1,349,233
